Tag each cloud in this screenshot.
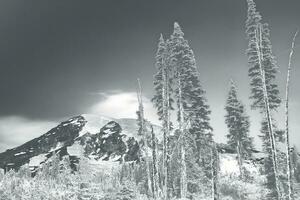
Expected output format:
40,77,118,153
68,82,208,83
89,92,159,125
0,116,57,152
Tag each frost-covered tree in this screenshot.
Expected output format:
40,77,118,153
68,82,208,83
225,80,254,178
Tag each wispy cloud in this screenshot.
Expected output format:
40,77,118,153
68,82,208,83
0,116,57,152
88,91,159,125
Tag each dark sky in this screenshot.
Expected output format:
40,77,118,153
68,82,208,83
0,0,300,151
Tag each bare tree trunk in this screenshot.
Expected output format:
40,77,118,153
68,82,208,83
285,30,298,200
236,140,244,179
211,143,219,200
151,125,160,199
210,147,215,200
178,75,187,198
255,24,281,200
137,78,152,197
162,58,170,200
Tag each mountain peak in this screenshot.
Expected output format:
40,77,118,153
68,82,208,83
0,114,147,172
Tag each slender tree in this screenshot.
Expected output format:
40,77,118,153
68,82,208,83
152,34,174,122
177,73,187,198
256,23,281,200
224,80,254,178
136,78,152,196
246,1,282,199
152,34,173,200
291,146,300,183
284,30,298,200
245,0,281,111
151,125,160,199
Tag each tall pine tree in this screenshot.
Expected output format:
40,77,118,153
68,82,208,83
152,22,214,198
152,34,174,122
245,1,282,199
225,80,254,178
245,0,281,111
167,22,213,195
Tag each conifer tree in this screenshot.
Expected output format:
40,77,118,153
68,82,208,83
245,0,281,111
224,80,254,178
167,22,213,196
245,1,282,199
153,22,213,199
152,34,174,122
168,22,213,162
152,34,173,200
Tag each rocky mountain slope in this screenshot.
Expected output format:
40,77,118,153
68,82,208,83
0,114,160,172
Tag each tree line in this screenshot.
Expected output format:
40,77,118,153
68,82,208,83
135,0,299,199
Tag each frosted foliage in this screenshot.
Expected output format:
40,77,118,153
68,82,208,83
0,156,143,200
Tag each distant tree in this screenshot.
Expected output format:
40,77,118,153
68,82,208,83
224,80,254,178
136,78,152,197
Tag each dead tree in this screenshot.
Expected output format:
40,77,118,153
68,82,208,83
151,125,160,199
177,73,187,198
161,54,171,200
136,78,152,196
236,140,244,179
210,143,219,200
285,30,298,200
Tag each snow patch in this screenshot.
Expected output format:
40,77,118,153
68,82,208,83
219,153,260,176
67,142,84,157
78,114,113,137
29,154,47,166
220,154,240,176
14,152,26,156
50,142,64,152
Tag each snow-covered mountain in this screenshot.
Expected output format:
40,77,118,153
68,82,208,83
0,113,267,178
0,114,160,172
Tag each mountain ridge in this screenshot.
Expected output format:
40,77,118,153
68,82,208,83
0,114,157,172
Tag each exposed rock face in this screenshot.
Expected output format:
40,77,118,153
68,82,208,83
78,121,140,162
0,115,143,172
0,116,86,171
